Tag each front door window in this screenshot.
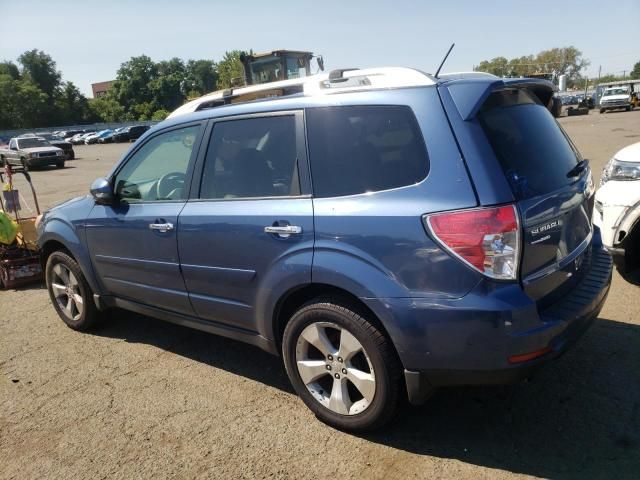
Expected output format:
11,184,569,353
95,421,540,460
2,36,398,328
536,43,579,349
113,125,199,202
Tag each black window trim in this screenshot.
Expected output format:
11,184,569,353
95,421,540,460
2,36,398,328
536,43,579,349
110,121,206,205
188,109,312,202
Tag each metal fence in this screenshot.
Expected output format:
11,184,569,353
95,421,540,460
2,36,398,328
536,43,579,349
0,120,160,141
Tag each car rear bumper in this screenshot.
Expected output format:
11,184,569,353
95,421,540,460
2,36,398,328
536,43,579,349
365,245,612,405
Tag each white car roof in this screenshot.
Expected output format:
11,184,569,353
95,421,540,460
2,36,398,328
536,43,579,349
167,67,437,119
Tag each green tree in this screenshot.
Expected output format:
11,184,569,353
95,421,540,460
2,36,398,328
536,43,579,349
475,46,589,85
132,101,157,121
216,50,244,89
631,61,640,79
17,49,61,98
184,59,217,97
151,109,169,121
150,58,186,111
0,61,20,80
476,56,510,76
89,96,125,122
54,81,92,124
0,75,48,129
0,74,21,129
111,55,158,116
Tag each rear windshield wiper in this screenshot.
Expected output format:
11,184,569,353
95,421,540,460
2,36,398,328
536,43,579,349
567,159,589,178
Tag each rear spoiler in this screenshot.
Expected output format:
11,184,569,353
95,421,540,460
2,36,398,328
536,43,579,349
441,78,556,120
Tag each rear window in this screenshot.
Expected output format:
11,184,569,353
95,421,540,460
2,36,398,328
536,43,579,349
478,89,580,200
306,105,429,198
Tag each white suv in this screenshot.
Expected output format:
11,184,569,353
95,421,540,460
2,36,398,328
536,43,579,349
593,142,640,278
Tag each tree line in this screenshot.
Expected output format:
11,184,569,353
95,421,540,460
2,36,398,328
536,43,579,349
2,47,639,130
475,46,640,87
0,49,244,130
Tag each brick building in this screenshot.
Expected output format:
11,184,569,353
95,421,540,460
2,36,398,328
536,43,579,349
91,80,115,98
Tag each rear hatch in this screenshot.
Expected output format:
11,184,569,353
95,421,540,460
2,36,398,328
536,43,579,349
440,79,595,304
478,87,594,303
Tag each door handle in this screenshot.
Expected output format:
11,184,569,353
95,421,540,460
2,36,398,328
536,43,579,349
264,225,302,238
149,222,174,233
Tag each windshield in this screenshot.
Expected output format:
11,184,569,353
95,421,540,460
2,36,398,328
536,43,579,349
603,88,629,96
17,138,49,148
249,56,282,83
285,57,308,79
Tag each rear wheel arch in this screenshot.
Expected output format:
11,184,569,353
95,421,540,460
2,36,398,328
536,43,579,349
272,284,402,366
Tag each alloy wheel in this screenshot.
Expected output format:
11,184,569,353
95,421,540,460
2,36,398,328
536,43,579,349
295,322,376,415
50,263,84,321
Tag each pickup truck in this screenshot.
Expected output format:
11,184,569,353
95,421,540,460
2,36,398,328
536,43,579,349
599,86,635,113
0,137,65,169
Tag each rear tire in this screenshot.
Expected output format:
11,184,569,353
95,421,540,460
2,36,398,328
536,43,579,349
282,298,402,431
46,251,102,331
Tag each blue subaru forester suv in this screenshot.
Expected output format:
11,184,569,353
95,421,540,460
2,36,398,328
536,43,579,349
37,68,612,431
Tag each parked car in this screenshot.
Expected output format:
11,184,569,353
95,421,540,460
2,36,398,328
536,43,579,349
97,127,126,144
71,132,96,145
59,130,84,141
599,86,634,113
109,125,151,143
593,141,640,279
37,68,612,431
84,129,113,145
0,136,65,169
19,132,75,160
67,131,90,143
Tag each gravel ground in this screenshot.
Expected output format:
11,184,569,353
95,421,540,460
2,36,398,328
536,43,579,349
1,110,639,480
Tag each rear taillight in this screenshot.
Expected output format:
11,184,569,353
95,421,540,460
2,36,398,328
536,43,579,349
424,205,520,280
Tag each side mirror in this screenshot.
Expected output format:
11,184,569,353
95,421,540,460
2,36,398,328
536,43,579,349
90,177,114,205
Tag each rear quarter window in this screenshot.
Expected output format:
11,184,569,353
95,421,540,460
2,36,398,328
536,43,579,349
306,105,429,198
478,89,581,200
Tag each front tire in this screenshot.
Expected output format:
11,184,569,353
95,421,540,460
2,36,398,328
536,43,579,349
600,108,606,114
46,251,102,331
282,299,402,431
56,161,65,169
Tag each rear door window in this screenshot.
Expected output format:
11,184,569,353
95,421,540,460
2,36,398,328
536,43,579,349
478,89,581,200
200,115,300,199
306,105,429,198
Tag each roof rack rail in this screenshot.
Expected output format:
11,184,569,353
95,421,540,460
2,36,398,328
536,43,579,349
167,67,437,119
328,68,360,81
304,67,435,95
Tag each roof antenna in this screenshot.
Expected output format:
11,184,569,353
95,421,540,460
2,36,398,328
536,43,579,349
434,43,455,78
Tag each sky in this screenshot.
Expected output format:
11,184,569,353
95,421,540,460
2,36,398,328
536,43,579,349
1,0,639,96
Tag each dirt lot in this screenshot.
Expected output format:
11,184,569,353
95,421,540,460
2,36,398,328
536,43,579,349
2,110,639,480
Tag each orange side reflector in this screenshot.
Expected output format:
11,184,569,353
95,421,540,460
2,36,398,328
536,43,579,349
508,346,552,364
